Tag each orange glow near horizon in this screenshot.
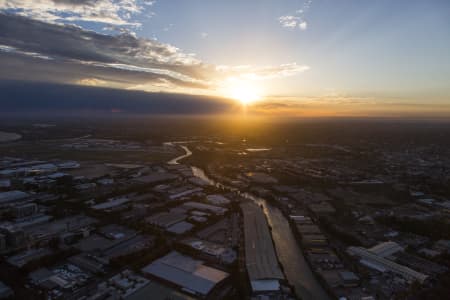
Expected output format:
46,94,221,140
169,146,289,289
223,80,263,107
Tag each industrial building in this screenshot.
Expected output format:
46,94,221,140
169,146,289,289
0,224,26,248
91,196,131,211
141,251,229,298
183,201,227,215
167,221,194,234
205,194,231,206
13,203,38,218
240,202,284,294
145,210,187,229
368,241,404,258
181,237,237,264
25,215,97,243
134,172,178,184
347,246,428,283
0,190,29,205
87,270,150,299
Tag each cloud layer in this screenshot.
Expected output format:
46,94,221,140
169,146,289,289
0,80,234,115
0,12,309,94
0,0,153,26
0,13,209,90
279,0,312,31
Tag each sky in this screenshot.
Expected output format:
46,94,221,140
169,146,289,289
0,0,449,117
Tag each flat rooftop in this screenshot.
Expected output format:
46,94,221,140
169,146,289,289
0,190,29,204
240,202,284,282
126,280,195,300
134,172,178,184
142,251,229,296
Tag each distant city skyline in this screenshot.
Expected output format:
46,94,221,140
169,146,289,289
1,0,449,117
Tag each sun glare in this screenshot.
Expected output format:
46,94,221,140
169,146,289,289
227,82,262,106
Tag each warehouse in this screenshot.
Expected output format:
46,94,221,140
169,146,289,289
240,202,284,293
141,251,229,298
0,190,29,205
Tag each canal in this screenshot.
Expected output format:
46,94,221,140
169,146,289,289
167,143,330,300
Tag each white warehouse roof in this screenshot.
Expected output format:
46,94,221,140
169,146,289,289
368,241,403,258
142,251,229,296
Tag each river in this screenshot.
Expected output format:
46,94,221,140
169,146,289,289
167,145,192,165
166,143,330,300
255,195,330,300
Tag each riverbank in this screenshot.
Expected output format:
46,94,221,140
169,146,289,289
168,143,330,299
248,196,331,300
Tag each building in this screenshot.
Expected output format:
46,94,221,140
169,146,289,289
134,172,178,184
27,163,58,175
73,224,153,264
124,281,196,300
7,248,53,268
301,234,328,247
368,241,403,258
167,221,194,234
75,183,96,190
246,172,278,184
240,202,284,294
347,246,428,283
141,251,229,298
338,270,360,287
308,202,336,215
89,274,195,300
68,253,106,274
58,161,80,169
28,264,90,293
97,178,114,186
181,237,237,264
13,203,38,218
87,270,150,299
25,215,97,243
0,190,29,205
205,194,231,206
0,281,13,298
183,202,227,215
145,210,187,229
0,225,26,248
0,179,11,189
434,239,450,254
297,224,322,235
289,215,313,224
168,187,203,201
91,197,130,211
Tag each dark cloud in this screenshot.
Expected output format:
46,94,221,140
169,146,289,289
0,13,211,89
0,51,207,89
0,80,233,115
0,11,308,103
0,14,113,62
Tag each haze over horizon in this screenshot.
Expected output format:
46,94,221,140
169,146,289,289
1,0,449,118
1,3,450,299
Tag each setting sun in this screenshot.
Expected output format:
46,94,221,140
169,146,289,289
226,82,263,105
